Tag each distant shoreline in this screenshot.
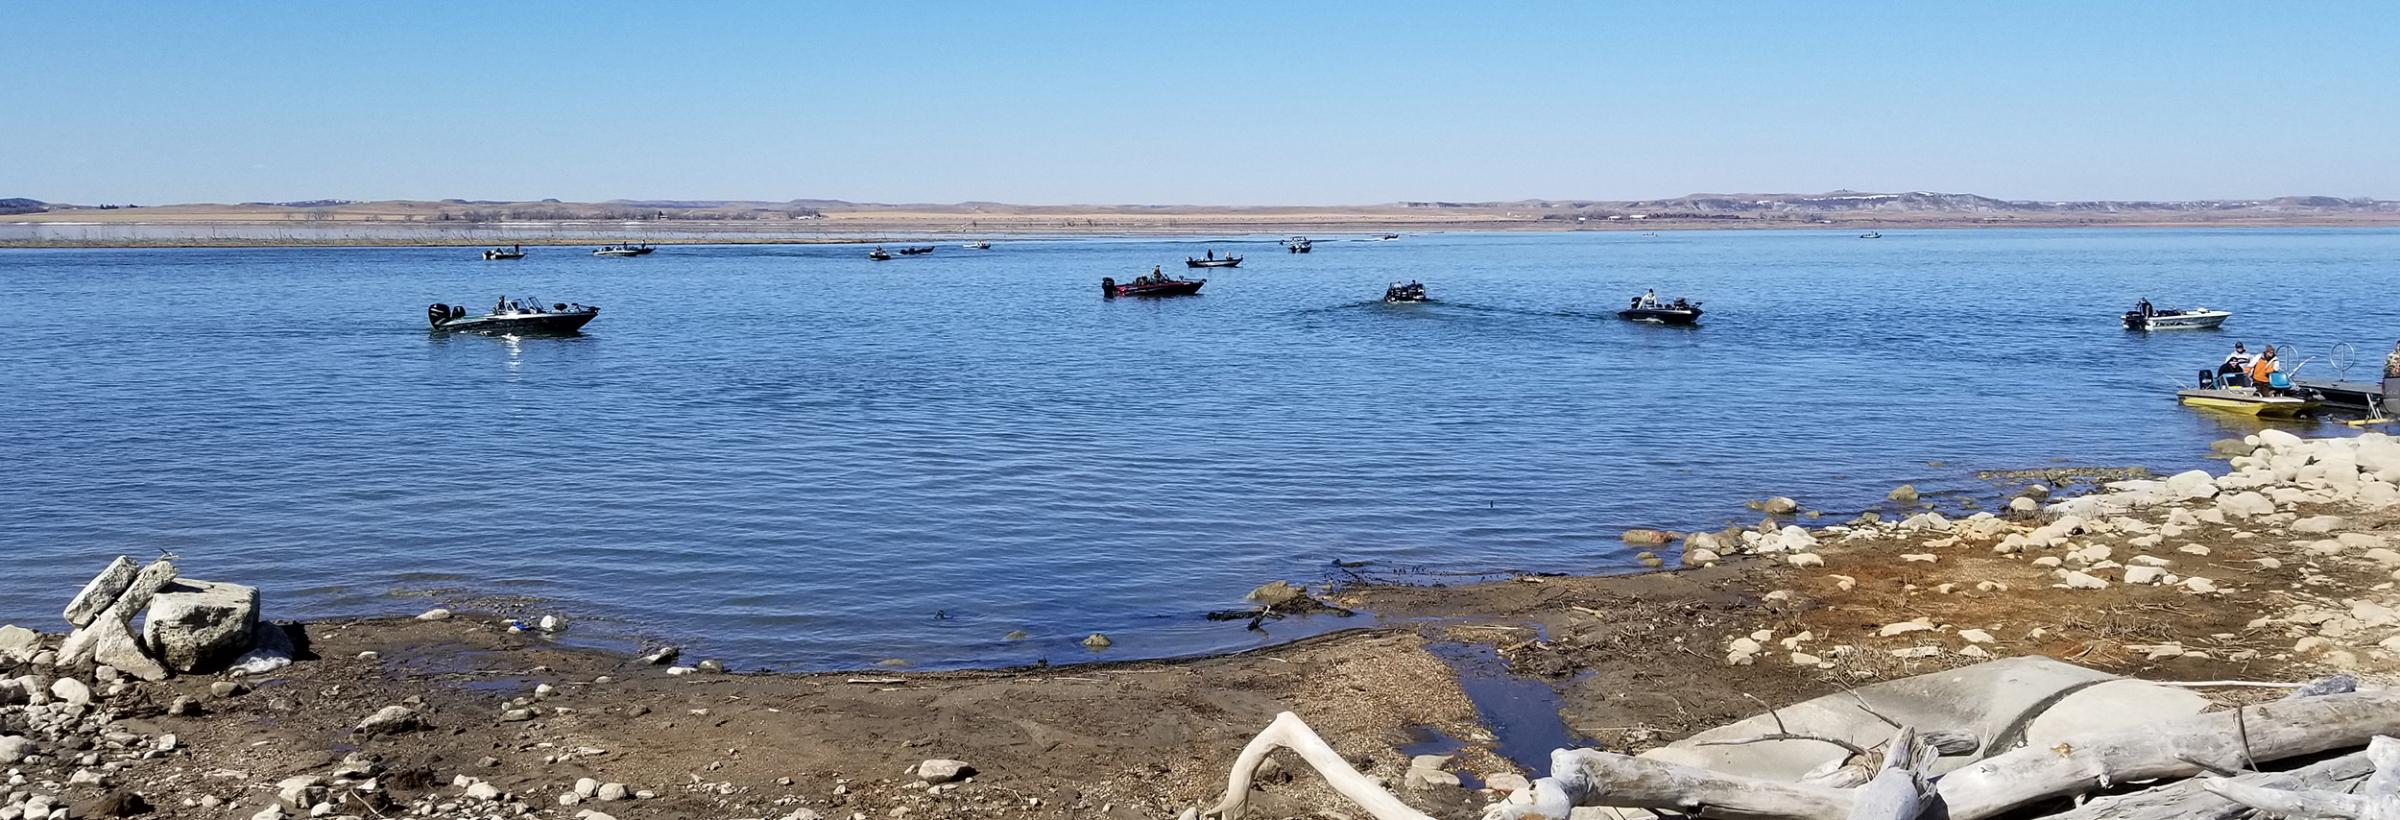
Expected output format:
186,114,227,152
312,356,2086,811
7,215,2400,249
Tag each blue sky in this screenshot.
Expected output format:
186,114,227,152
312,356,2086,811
5,2,2395,205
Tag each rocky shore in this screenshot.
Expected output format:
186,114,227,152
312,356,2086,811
7,431,2400,819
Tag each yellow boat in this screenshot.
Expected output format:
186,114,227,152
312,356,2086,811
2176,387,2317,417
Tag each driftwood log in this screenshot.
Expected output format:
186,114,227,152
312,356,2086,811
2202,735,2400,819
2048,749,2372,820
1196,712,1436,820
1490,691,2400,820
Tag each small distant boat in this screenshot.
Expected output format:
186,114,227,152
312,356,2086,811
483,245,525,260
594,243,652,257
1377,234,1400,241
1284,236,1313,254
1618,293,1703,325
897,246,937,256
1859,232,1882,239
1187,252,1241,268
868,247,893,261
1102,274,1205,298
427,297,598,335
1383,281,1427,304
963,241,991,250
2124,299,2230,331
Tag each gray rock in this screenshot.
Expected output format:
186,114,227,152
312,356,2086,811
1888,484,1920,504
50,676,93,705
915,759,975,784
0,624,38,660
355,705,423,735
0,735,34,764
88,616,167,682
277,775,327,808
1762,496,1800,514
143,579,260,673
62,557,138,628
574,812,618,820
573,778,599,798
595,782,629,801
465,780,501,800
1244,580,1309,608
1081,633,1112,649
414,608,452,621
1620,529,1673,546
639,646,678,665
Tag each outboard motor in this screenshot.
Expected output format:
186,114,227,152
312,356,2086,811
1100,277,1118,298
427,303,451,328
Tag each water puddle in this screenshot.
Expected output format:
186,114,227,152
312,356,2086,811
1423,639,1592,775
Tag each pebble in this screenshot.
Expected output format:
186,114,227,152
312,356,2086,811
916,759,976,784
414,608,453,621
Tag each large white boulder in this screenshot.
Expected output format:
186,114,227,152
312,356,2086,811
2163,470,2218,501
2216,491,2275,519
2257,428,2305,454
144,579,261,674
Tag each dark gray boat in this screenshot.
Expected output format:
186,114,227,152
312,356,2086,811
427,297,599,335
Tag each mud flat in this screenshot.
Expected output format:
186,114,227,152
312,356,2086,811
6,432,2400,819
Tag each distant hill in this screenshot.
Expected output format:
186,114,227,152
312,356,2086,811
1401,191,2400,221
11,191,2399,235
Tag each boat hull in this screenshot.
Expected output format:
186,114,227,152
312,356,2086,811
1618,307,1703,325
593,249,641,257
432,310,599,335
1186,258,1241,268
2176,389,2315,417
1102,278,1205,298
2125,310,2230,330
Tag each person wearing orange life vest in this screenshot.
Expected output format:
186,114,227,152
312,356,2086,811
2249,346,2281,396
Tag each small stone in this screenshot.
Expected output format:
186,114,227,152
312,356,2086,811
696,659,726,673
2058,571,2109,590
356,705,424,735
1957,629,1994,644
2124,566,2167,585
1899,553,1937,563
1890,646,1942,659
596,782,630,801
539,614,565,632
1081,633,1112,649
1621,529,1672,547
1761,497,1800,514
915,759,975,784
414,608,452,621
2009,496,2039,513
465,781,501,801
1787,553,1824,568
1878,619,1935,637
211,681,248,698
1888,484,1920,504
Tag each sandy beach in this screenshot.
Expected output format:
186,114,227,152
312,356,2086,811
9,432,2400,819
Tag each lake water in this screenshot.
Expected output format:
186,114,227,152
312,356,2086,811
4,229,2396,670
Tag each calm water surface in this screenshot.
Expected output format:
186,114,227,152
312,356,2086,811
4,229,2396,669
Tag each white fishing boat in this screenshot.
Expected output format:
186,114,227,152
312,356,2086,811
2124,299,2230,331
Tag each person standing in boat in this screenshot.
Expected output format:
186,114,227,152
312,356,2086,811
2220,342,2254,386
2249,346,2281,396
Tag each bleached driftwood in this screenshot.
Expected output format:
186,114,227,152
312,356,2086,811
2048,750,2371,820
1845,726,1930,820
2201,735,2400,819
1489,691,2400,820
1198,712,1436,820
